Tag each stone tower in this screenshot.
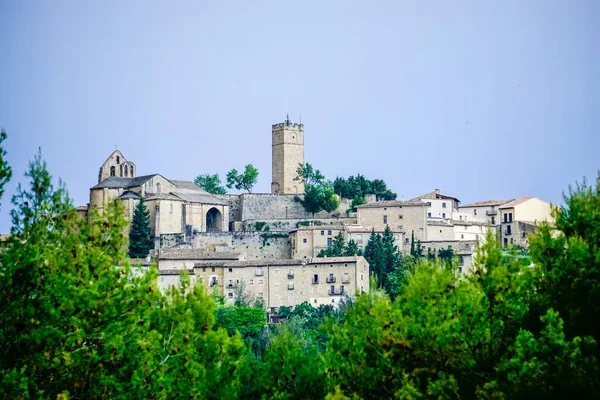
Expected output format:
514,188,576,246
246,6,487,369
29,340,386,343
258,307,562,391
271,115,305,194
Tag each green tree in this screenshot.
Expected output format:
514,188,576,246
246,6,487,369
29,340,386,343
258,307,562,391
410,230,415,256
128,197,154,258
346,194,366,214
226,164,259,193
0,129,12,208
194,173,227,194
295,163,340,216
343,239,361,256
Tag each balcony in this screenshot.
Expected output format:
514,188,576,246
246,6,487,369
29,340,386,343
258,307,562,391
255,269,264,276
312,279,319,284
287,283,294,290
342,277,351,284
504,230,512,236
287,272,294,279
329,289,344,296
326,276,336,283
486,210,497,216
210,280,218,287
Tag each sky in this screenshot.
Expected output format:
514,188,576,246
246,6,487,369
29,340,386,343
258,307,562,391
0,0,598,232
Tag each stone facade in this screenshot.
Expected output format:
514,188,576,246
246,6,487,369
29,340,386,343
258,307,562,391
499,197,554,250
356,200,427,242
157,256,370,312
190,231,291,260
271,116,304,195
290,225,345,259
98,150,136,183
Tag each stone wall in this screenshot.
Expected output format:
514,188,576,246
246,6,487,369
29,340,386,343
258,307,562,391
240,193,337,221
190,231,291,260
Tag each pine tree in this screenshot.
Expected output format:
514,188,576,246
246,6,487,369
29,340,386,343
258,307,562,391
364,230,385,288
129,198,154,258
344,239,360,256
331,232,346,256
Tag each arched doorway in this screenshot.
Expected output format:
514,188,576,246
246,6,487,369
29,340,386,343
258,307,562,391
206,207,223,232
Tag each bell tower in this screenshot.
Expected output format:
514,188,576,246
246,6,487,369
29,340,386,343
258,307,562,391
271,115,305,194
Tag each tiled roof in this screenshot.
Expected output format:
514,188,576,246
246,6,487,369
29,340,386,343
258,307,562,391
173,192,227,205
410,189,460,203
158,249,242,260
114,190,142,200
356,200,425,209
291,225,344,232
91,174,159,190
192,256,364,269
460,199,513,208
498,197,546,209
171,180,209,193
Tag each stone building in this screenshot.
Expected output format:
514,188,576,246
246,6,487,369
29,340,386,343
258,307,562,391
459,199,513,227
89,173,229,245
98,150,136,183
290,225,345,259
356,200,428,242
271,115,304,194
498,197,554,249
157,256,370,313
411,189,460,220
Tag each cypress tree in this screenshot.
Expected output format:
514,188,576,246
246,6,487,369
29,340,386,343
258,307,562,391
128,198,154,258
410,230,415,256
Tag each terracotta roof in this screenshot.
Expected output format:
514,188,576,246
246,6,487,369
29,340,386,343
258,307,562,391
193,256,364,269
498,197,548,209
158,249,242,260
410,189,460,203
460,199,513,208
356,200,425,209
291,225,344,232
159,269,194,276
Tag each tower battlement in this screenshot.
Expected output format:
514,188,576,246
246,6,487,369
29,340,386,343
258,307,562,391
271,115,305,195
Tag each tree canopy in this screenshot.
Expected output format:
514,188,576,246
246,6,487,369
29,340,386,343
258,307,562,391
194,173,227,195
226,164,259,193
333,174,397,201
294,162,340,216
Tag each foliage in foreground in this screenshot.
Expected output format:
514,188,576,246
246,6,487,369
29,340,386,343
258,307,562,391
1,132,600,399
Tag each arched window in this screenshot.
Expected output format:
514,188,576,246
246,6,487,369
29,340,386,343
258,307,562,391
110,166,115,176
130,165,134,176
116,156,120,164
156,183,161,193
124,165,128,177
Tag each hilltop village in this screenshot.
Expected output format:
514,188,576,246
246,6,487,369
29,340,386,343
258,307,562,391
77,117,554,314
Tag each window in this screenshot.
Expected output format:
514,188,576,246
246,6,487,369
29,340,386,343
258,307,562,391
124,166,128,177
426,202,431,206
383,215,388,224
504,213,508,223
116,156,120,164
503,238,508,247
442,213,446,218
509,213,513,222
274,269,279,275
258,279,263,284
491,217,495,225
330,285,335,294
202,267,206,272
130,166,133,176
442,202,447,208
302,238,307,243
321,230,324,236
461,234,464,239
156,183,161,193
361,274,364,280
249,279,253,284
510,238,514,244
428,212,432,218
227,280,233,288
399,215,403,219
474,209,477,216
313,274,319,284
288,281,294,289
328,230,332,235
257,292,263,298
110,166,115,176
340,286,344,294
459,216,462,220
465,226,468,230
475,234,479,240
228,268,232,272
522,231,526,238
405,238,409,243
160,277,164,282
211,267,215,272
228,292,233,298
327,237,333,245
169,203,173,213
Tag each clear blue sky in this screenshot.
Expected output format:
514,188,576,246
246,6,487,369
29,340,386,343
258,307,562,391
1,1,598,232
